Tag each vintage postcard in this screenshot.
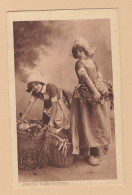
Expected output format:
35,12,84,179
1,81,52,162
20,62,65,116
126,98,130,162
7,9,123,187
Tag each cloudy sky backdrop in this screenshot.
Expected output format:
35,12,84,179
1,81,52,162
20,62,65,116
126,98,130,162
14,19,112,119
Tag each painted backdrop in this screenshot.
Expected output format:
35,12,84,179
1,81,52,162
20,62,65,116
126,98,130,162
14,19,112,119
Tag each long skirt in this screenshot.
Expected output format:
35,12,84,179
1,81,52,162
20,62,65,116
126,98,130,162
70,98,112,155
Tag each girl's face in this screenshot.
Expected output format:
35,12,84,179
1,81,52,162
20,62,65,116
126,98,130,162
32,83,43,93
77,48,86,59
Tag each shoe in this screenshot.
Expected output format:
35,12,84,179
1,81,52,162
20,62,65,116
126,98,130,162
90,146,104,156
85,156,100,166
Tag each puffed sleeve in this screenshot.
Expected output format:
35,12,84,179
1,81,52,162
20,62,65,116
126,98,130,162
93,60,99,71
75,61,87,77
93,60,103,79
47,84,58,102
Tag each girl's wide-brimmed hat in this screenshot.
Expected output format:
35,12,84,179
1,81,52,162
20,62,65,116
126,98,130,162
73,37,96,56
26,70,47,85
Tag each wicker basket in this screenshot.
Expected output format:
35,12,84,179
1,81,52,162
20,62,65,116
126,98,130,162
17,130,44,170
50,143,74,168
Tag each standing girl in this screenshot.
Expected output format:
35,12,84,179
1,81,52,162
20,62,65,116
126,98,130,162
20,70,70,130
71,37,112,166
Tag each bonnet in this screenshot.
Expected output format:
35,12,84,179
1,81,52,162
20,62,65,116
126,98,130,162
26,70,47,84
73,37,96,56
26,70,48,92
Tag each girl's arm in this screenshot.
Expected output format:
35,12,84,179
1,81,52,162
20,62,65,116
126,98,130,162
47,84,59,128
20,95,37,121
48,101,57,128
93,61,103,80
20,101,34,121
76,62,101,102
82,74,101,102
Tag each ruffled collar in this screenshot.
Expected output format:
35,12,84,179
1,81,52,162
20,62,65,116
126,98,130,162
41,85,47,94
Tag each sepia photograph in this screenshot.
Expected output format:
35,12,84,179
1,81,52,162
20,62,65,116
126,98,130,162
7,9,123,187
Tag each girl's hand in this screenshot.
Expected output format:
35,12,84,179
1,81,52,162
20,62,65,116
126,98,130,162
17,117,25,124
48,120,54,129
18,119,23,124
93,91,101,102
